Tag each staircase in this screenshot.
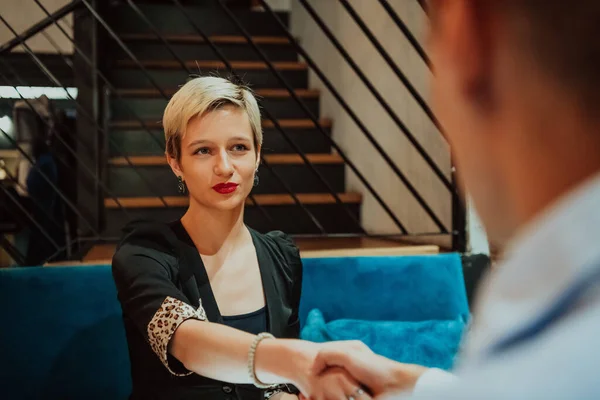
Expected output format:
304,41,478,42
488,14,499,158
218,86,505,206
101,1,362,236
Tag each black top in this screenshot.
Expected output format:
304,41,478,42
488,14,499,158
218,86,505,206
222,307,268,336
111,220,302,400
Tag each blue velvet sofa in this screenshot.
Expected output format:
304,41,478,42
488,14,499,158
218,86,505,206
0,253,471,400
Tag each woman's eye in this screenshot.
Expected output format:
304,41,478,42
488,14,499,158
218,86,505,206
232,144,249,152
194,147,210,155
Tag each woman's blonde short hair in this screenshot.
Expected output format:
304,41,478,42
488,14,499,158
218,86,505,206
163,76,262,160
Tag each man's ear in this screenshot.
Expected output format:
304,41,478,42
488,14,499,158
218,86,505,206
455,0,494,108
167,153,183,178
432,0,494,107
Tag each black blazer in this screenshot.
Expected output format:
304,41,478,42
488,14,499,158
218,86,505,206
112,220,302,400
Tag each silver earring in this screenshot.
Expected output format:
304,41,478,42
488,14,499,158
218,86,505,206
177,176,187,194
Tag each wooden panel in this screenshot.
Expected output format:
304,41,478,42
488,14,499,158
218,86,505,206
293,236,420,251
115,60,308,70
108,153,343,166
104,192,362,208
301,245,439,258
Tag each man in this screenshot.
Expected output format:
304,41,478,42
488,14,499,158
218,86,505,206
311,0,600,398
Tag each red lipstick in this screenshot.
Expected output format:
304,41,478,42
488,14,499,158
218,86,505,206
212,182,239,194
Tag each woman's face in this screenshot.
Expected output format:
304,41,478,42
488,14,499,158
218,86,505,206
169,104,259,212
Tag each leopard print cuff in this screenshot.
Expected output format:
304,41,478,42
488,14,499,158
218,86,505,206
147,296,207,376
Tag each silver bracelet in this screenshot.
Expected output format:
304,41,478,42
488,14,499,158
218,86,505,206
248,332,277,389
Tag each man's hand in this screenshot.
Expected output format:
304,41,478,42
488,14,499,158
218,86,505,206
312,341,429,397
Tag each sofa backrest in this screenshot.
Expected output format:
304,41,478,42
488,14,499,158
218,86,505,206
0,254,469,399
0,266,131,400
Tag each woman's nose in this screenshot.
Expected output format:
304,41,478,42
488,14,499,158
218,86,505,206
214,150,234,177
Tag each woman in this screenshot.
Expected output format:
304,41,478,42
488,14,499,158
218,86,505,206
112,77,362,400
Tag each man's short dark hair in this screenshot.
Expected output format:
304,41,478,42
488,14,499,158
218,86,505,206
495,0,600,109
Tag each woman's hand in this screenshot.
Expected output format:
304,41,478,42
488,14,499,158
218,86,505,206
270,393,300,400
262,340,369,400
311,341,428,397
300,367,373,400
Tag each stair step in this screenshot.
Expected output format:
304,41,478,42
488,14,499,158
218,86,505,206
109,124,332,156
107,63,308,89
93,3,363,237
104,194,362,235
106,153,346,196
109,118,332,130
114,33,298,61
110,91,321,120
115,60,307,70
108,4,290,36
114,88,320,98
105,192,361,208
120,34,291,45
108,153,342,166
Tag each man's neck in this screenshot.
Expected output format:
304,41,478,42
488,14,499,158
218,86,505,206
509,118,600,238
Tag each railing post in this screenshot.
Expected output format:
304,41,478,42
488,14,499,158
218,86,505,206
451,164,467,252
74,0,101,236
91,0,104,233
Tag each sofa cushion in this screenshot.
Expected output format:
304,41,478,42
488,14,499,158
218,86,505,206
301,309,467,370
300,254,469,327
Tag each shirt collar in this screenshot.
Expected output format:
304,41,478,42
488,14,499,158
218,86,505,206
464,171,600,359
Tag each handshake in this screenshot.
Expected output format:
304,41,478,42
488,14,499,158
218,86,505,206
272,340,429,400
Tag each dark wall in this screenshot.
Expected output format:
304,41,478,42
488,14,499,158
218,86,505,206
462,254,491,307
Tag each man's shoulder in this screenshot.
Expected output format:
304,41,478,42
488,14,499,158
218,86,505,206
460,298,600,399
410,296,600,399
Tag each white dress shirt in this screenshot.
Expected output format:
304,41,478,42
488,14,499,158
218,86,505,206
393,172,600,399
